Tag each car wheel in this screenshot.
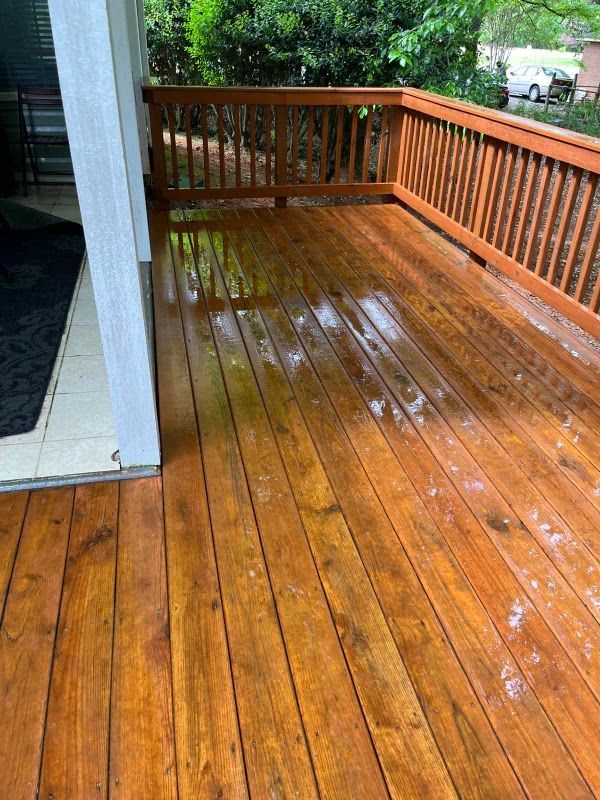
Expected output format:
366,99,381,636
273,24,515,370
528,84,541,102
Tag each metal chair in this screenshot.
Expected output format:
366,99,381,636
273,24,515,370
18,86,74,196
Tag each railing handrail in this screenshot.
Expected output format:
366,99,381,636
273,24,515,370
142,85,407,106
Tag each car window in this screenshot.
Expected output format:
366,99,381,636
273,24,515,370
553,68,572,78
525,67,539,76
511,67,527,76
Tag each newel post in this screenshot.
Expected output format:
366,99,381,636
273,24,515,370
275,105,288,208
386,105,407,206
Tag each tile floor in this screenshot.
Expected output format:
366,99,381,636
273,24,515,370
0,185,120,486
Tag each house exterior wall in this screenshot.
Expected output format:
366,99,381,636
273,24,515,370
579,40,600,97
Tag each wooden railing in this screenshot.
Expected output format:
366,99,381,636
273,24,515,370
142,86,404,202
142,85,600,338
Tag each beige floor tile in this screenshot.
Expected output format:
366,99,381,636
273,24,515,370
0,442,42,481
55,355,109,394
45,390,116,441
36,436,119,477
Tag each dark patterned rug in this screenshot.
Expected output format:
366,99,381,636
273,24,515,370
0,200,85,438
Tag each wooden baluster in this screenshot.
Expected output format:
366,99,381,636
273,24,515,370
217,104,226,187
470,139,500,236
148,102,168,201
376,106,389,183
534,162,567,275
399,111,414,187
573,206,600,303
201,105,211,190
319,107,330,184
490,145,517,248
306,106,314,184
424,119,443,205
499,149,529,252
482,143,508,242
361,106,374,183
184,104,195,190
574,207,600,303
265,105,272,185
334,105,345,183
166,103,179,190
511,152,542,261
347,106,358,183
457,133,479,227
431,119,450,208
418,117,433,198
560,173,599,293
451,129,472,221
275,105,288,206
409,113,425,194
433,121,451,209
443,125,461,214
522,157,554,268
291,106,299,184
234,105,242,188
546,167,582,284
249,105,257,187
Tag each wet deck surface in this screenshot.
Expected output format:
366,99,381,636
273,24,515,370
2,203,600,799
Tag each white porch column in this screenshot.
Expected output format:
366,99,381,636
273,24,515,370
48,0,160,468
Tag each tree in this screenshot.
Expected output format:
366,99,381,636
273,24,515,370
187,0,414,87
480,0,600,57
145,0,197,84
388,0,506,104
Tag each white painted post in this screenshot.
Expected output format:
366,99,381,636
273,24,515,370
48,0,160,467
125,0,151,175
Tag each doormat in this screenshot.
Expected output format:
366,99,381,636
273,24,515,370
0,200,85,438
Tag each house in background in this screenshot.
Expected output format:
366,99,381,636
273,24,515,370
579,39,600,97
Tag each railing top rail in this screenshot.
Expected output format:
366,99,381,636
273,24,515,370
141,85,406,106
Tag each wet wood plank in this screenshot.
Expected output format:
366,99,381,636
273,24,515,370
0,491,29,613
0,488,74,800
109,477,178,800
152,213,248,799
39,482,118,800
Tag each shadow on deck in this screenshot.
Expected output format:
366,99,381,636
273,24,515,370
2,203,600,799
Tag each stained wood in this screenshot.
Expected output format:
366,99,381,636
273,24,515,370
361,105,374,183
170,223,320,799
230,210,526,799
347,106,358,183
39,483,118,800
267,206,600,792
373,203,600,415
201,104,211,190
243,207,593,798
217,105,226,187
184,104,195,190
234,104,242,187
187,215,394,800
166,104,179,190
0,491,28,614
152,213,248,799
109,477,177,800
0,488,74,800
320,106,330,184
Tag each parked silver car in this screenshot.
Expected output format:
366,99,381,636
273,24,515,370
506,65,573,102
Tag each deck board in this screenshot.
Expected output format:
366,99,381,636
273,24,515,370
1,203,600,799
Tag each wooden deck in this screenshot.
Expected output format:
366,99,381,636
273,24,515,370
2,203,600,799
